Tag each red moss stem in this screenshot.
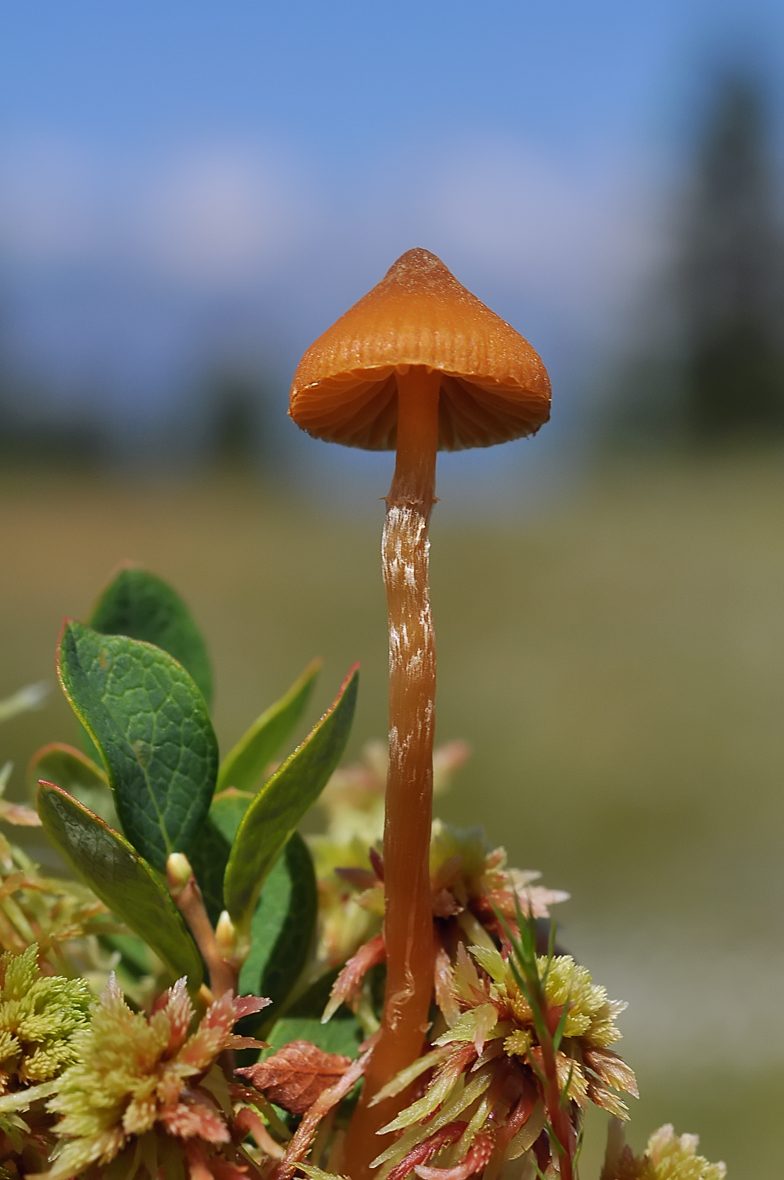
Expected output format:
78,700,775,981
538,1008,576,1180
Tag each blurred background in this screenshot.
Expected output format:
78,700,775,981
1,2,784,1175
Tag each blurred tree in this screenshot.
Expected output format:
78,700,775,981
680,74,784,440
0,383,103,470
203,367,277,472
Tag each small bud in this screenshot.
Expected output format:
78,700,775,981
215,910,237,958
198,983,216,1007
166,852,193,898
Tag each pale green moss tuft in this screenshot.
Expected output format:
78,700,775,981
644,1124,727,1180
0,945,91,1091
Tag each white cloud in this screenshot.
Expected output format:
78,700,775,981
0,136,313,286
414,134,668,332
0,129,673,413
0,138,102,261
0,132,666,306
134,145,313,287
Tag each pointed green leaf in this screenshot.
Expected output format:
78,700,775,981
184,791,255,926
210,790,254,844
188,792,255,924
217,659,321,794
28,742,118,827
239,832,317,1012
37,782,203,986
57,622,218,873
188,818,231,926
89,565,213,708
225,666,358,930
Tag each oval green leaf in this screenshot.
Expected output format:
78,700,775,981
224,666,358,930
57,621,218,872
89,565,213,708
217,659,321,794
37,781,203,987
28,742,118,828
239,832,317,1013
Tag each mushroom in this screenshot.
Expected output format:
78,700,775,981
289,248,550,1176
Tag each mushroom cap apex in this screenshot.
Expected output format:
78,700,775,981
290,248,551,452
380,246,467,293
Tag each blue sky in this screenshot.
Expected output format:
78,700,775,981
0,1,782,469
3,1,780,157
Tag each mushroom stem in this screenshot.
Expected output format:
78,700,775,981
345,366,440,1178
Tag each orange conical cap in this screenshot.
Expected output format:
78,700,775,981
289,248,551,451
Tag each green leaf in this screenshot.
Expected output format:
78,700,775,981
89,565,213,708
57,622,218,873
210,790,254,844
263,972,363,1058
217,659,321,794
188,792,255,925
28,742,119,827
224,666,358,931
239,833,317,1014
188,818,231,927
265,1013,363,1060
101,933,155,978
37,782,203,987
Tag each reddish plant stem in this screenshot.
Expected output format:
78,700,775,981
482,1085,537,1180
344,366,440,1180
538,1013,576,1180
167,857,238,999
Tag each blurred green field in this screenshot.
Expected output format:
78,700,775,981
2,454,783,1177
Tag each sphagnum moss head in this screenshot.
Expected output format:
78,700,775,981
0,944,91,1093
290,248,550,1179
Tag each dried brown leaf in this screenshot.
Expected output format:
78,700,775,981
239,1041,353,1115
